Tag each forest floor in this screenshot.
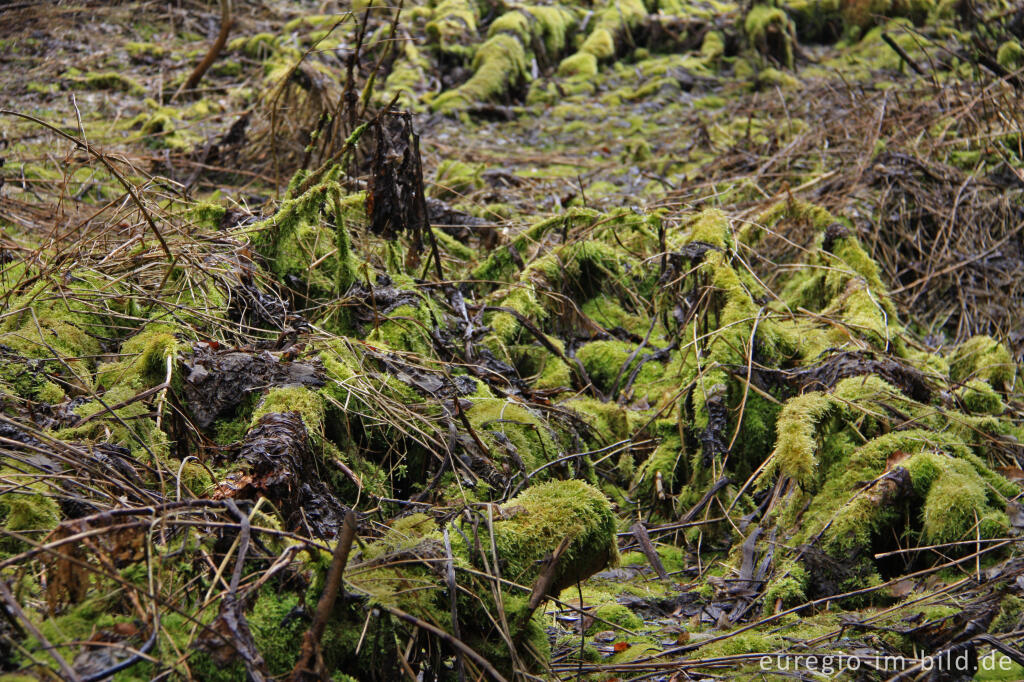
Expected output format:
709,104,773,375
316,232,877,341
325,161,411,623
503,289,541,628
2,0,1024,680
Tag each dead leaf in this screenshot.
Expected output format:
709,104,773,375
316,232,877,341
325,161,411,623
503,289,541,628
886,449,910,470
889,578,916,598
996,466,1024,483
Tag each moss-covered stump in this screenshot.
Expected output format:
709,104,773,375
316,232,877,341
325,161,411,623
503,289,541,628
432,5,578,114
184,479,616,679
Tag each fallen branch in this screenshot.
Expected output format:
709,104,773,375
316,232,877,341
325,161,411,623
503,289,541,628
174,0,234,99
289,510,358,681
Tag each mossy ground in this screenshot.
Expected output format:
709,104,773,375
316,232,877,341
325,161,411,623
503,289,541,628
1,0,1023,679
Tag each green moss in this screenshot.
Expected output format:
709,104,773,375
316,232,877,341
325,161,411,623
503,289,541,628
366,302,437,356
576,340,663,395
2,492,61,534
683,208,732,249
467,397,558,474
700,630,782,658
489,10,531,42
190,202,227,229
745,5,795,69
247,589,307,674
102,324,179,390
492,479,617,595
535,354,572,391
587,603,642,633
486,287,546,345
997,41,1024,71
251,386,325,433
431,159,484,199
526,5,577,56
0,356,66,404
212,417,249,445
230,32,279,58
702,30,726,60
131,111,191,150
283,13,337,34
948,335,1015,388
826,233,893,309
916,459,1004,544
472,208,600,285
433,33,527,113
602,639,658,662
34,596,121,652
179,460,213,496
468,593,551,671
763,561,808,615
991,595,1024,633
26,81,58,94
527,236,629,304
631,429,686,505
656,544,687,573
581,295,644,332
564,396,632,446
125,41,166,59
0,275,109,384
957,378,1004,415
248,169,360,305
211,60,242,76
425,0,479,57
757,67,802,89
380,40,430,108
555,0,644,76
334,484,610,674
35,379,65,404
431,227,476,262
580,28,615,61
67,70,145,95
761,391,833,489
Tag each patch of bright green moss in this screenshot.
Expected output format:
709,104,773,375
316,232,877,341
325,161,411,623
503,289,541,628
67,70,145,95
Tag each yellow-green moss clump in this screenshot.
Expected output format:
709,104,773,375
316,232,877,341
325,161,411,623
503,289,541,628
67,70,145,95
433,6,577,114
247,166,360,305
576,340,663,395
431,159,485,198
379,40,431,108
1,492,61,537
250,386,325,433
425,0,480,58
125,41,166,59
132,111,190,150
997,41,1024,71
467,397,560,474
488,479,618,593
745,5,796,69
0,275,113,391
762,561,809,615
956,378,1004,415
97,323,180,392
313,480,619,675
587,603,643,633
904,451,1009,544
228,32,279,58
948,335,1015,387
557,0,645,76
